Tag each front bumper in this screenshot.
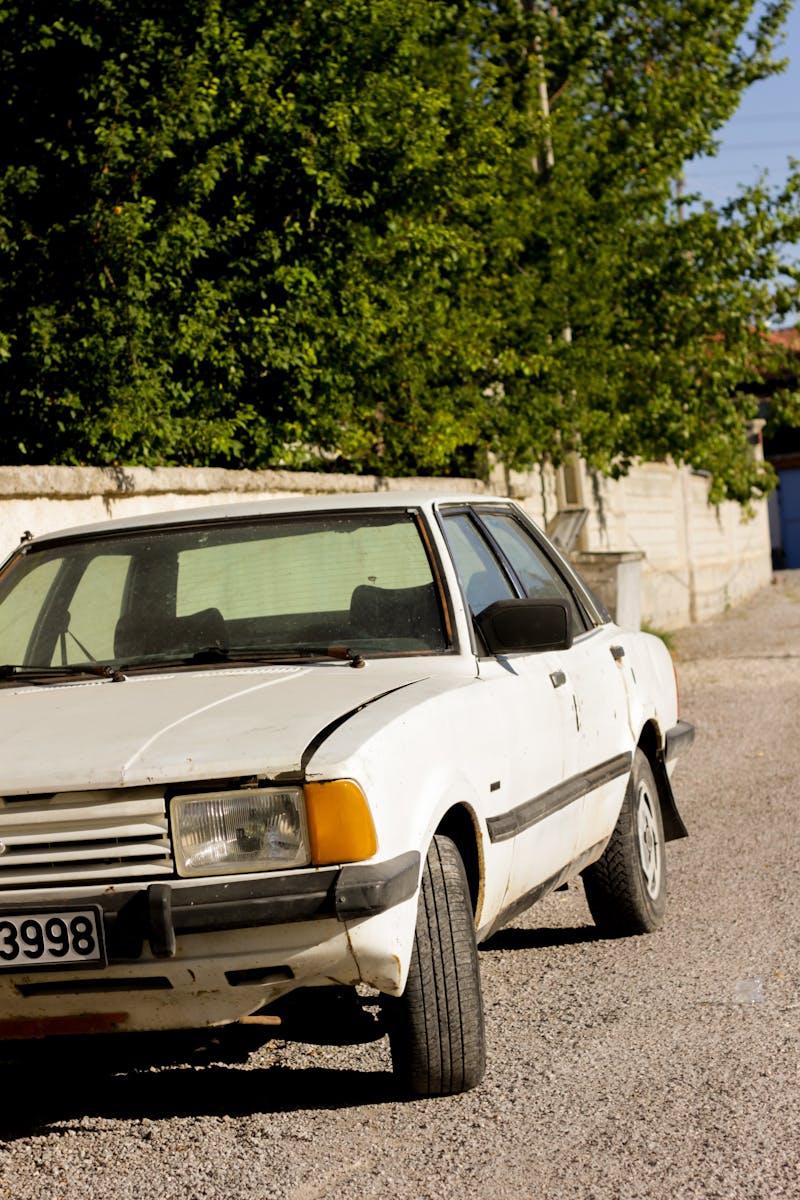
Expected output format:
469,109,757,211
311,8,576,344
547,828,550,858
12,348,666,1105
7,851,421,964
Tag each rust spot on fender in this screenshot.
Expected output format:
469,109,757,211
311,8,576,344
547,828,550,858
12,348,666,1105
371,954,403,993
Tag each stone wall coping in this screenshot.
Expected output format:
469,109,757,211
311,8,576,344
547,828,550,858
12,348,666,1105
0,465,491,500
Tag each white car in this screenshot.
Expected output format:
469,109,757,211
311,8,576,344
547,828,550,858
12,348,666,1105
0,493,692,1095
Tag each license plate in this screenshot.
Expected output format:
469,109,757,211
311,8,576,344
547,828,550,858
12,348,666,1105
0,908,106,970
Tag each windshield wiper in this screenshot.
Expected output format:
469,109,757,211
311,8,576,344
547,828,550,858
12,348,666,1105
118,645,367,671
0,663,127,684
224,644,366,668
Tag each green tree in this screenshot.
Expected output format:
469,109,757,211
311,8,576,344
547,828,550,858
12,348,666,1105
474,0,800,502
0,1,502,470
0,1,798,502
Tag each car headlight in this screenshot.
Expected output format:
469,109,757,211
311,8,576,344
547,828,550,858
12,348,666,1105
171,787,310,877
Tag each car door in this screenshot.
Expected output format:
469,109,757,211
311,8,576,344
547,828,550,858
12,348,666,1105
439,508,584,920
475,506,634,862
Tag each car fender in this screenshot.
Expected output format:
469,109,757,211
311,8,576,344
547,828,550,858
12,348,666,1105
307,678,516,939
608,629,688,840
609,629,679,750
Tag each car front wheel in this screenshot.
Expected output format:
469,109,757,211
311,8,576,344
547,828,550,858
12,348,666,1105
384,834,486,1097
582,748,667,936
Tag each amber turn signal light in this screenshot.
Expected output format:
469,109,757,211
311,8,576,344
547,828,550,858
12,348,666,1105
304,780,378,865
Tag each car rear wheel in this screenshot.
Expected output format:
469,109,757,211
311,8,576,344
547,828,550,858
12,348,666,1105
582,748,667,936
384,834,486,1096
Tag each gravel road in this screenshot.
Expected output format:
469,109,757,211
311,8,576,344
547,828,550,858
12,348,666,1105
2,575,799,1200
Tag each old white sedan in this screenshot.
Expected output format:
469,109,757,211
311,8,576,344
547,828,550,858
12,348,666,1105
0,493,692,1095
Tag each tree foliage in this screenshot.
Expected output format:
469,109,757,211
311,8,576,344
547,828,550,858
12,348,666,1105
0,0,798,501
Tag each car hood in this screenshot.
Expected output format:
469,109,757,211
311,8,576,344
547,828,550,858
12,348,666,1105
0,662,444,794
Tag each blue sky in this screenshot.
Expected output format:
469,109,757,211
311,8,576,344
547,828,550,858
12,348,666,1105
681,2,799,325
682,2,799,210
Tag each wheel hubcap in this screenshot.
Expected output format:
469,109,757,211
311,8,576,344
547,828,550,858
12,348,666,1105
635,782,662,898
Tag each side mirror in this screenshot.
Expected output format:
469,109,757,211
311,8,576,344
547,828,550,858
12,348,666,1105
477,598,573,654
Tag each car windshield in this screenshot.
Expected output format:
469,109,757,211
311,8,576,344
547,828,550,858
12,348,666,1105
0,511,448,672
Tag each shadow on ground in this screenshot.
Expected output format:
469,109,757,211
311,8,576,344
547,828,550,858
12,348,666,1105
0,989,395,1138
0,924,596,1137
480,924,598,952
0,1058,399,1137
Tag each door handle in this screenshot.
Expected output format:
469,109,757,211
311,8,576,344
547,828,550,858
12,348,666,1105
549,669,567,688
610,645,625,661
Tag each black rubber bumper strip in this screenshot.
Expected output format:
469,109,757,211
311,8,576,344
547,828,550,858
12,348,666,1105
140,850,421,958
487,752,633,844
333,850,421,920
664,720,695,762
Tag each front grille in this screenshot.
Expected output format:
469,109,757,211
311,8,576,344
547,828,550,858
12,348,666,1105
0,788,173,887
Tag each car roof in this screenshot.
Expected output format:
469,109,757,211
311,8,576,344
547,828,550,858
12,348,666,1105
26,491,516,546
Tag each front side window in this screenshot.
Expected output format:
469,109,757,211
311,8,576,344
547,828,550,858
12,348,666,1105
440,512,516,616
479,510,587,635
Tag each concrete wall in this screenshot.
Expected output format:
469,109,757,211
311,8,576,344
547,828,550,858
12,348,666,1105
0,464,487,555
0,461,772,629
572,462,771,626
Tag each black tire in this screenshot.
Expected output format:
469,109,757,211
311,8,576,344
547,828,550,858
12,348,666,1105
582,748,667,936
384,834,486,1097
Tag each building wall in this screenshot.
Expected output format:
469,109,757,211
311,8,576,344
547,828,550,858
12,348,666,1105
0,461,772,630
541,460,771,627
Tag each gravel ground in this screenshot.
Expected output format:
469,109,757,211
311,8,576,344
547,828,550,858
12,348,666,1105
2,575,799,1199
